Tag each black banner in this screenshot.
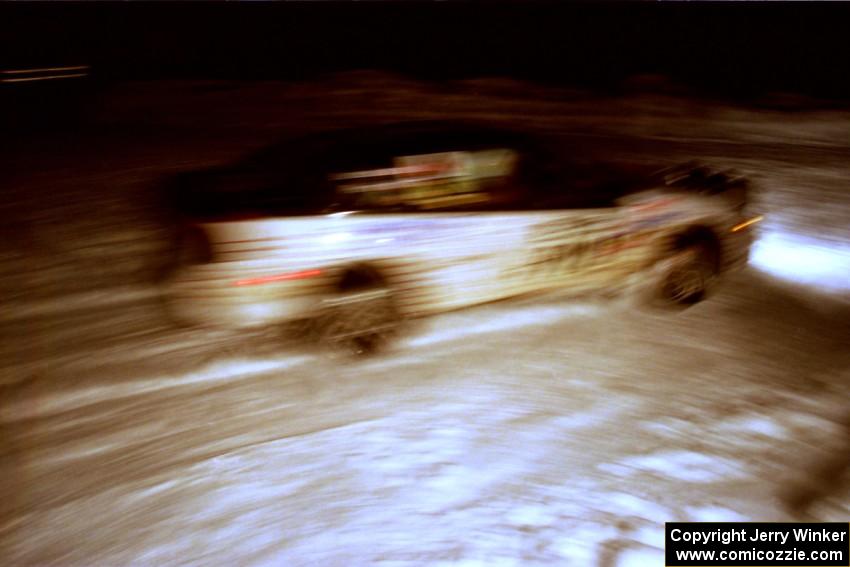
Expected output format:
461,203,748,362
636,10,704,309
666,523,849,566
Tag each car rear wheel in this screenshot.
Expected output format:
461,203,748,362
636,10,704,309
311,269,401,355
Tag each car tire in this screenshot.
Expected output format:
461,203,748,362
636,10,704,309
654,243,719,307
616,240,720,313
312,284,402,355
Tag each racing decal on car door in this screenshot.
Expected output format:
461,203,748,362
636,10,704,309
525,216,614,276
506,213,649,288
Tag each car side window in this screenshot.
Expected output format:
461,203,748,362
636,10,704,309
330,148,528,212
526,159,640,210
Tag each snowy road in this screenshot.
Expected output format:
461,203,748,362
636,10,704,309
2,80,850,565
2,268,848,566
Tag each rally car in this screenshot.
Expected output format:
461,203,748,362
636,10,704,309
160,120,759,352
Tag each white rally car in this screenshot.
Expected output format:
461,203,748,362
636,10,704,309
161,121,758,352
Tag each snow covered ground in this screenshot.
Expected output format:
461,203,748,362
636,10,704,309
3,270,848,565
2,77,849,565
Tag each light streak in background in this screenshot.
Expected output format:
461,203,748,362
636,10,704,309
750,231,850,293
1,74,88,83
2,65,90,74
1,65,90,83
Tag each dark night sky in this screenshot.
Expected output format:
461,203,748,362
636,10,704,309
2,2,850,99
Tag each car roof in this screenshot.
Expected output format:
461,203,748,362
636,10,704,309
239,120,542,168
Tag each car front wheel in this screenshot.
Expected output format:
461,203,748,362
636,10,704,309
657,244,719,306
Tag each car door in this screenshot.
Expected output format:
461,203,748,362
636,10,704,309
501,161,665,297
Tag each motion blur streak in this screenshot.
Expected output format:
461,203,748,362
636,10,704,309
1,73,89,83
1,357,311,422
233,269,323,286
2,65,90,74
406,304,601,348
731,215,764,232
751,231,850,293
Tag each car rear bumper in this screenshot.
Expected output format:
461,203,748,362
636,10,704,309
162,263,330,327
